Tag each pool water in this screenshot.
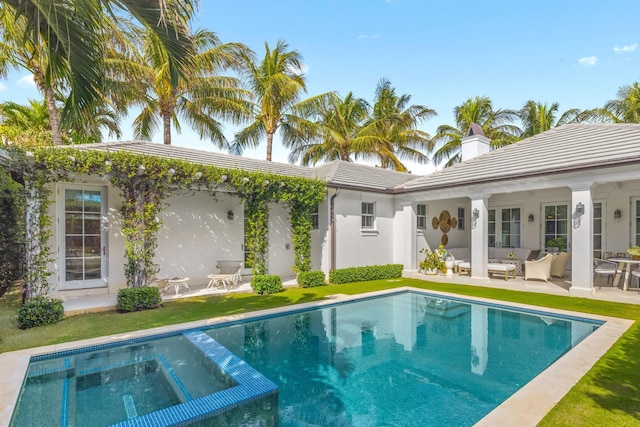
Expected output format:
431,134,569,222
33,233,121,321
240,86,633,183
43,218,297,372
10,291,601,426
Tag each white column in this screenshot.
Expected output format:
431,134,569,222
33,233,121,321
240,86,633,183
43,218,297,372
470,196,489,279
570,183,594,296
394,201,417,270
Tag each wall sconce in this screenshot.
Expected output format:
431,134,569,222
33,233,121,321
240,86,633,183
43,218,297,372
227,210,235,220
528,214,534,222
471,208,479,229
614,209,622,220
573,202,585,229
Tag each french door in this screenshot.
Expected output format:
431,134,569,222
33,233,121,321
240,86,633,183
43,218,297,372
59,186,107,289
543,204,569,250
488,207,521,247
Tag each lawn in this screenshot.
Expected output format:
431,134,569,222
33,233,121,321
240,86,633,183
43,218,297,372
1,279,639,426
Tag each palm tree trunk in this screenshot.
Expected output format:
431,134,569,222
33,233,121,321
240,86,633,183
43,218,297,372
266,131,274,161
163,113,172,145
43,87,63,145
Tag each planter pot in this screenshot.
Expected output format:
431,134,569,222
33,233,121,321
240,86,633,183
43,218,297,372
444,260,455,277
633,255,640,260
423,268,438,275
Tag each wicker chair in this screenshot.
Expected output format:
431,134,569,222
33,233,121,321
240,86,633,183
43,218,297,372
525,254,553,282
550,252,571,278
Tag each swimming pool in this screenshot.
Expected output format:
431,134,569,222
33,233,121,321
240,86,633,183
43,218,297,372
9,290,606,426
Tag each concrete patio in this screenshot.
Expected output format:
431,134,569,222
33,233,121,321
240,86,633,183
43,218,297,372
61,271,640,316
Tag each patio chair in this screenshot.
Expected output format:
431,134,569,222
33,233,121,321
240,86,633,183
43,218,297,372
631,266,640,294
593,258,621,287
215,260,243,286
550,252,571,278
524,254,553,282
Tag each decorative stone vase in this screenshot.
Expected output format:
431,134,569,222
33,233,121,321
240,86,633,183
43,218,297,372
444,259,455,277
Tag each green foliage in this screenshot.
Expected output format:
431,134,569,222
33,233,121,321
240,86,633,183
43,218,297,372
251,274,284,295
546,237,565,250
329,264,404,284
419,245,447,271
297,270,326,288
0,167,25,294
6,145,326,294
17,297,64,329
116,287,162,312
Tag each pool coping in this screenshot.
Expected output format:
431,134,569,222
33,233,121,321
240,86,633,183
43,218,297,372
0,286,633,427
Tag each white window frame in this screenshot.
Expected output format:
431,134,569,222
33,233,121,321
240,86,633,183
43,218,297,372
58,184,108,290
632,197,640,246
416,204,427,230
361,202,375,229
457,207,466,231
593,201,604,259
543,203,570,250
488,206,522,247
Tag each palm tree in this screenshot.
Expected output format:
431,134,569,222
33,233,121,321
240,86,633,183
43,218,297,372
285,92,370,165
429,96,520,167
359,78,436,171
587,82,640,123
107,25,251,145
0,0,197,121
234,40,328,161
517,100,581,138
0,5,64,144
0,99,52,146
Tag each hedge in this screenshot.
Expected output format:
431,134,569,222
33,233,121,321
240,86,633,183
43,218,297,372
18,297,64,329
297,271,326,288
329,264,403,284
117,286,162,312
251,275,284,295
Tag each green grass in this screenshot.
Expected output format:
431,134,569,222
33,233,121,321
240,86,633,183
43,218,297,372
2,278,640,426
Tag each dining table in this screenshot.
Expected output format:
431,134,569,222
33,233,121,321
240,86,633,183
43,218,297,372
608,258,640,291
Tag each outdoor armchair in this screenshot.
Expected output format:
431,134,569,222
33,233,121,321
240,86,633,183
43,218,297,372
593,258,621,287
525,254,553,282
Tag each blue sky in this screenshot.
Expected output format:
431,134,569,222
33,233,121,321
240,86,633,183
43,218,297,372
1,0,639,173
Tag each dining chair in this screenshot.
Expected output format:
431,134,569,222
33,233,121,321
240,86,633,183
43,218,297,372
631,266,640,294
593,258,622,287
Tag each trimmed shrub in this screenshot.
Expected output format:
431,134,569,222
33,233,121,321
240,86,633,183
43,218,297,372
251,275,284,295
117,286,162,312
329,264,404,284
18,297,64,329
298,271,326,288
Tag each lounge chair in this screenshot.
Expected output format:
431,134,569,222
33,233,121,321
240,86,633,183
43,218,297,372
525,254,553,282
207,260,243,290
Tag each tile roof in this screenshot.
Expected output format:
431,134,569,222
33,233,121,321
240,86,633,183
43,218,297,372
400,124,640,191
74,141,415,191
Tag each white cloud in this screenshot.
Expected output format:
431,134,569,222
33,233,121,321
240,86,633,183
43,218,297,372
357,34,380,40
17,74,36,89
614,43,637,53
578,56,598,67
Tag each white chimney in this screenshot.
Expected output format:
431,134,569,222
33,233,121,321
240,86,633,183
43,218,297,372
460,123,490,162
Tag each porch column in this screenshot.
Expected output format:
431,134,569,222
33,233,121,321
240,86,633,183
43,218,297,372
570,183,594,296
470,196,489,279
394,202,417,270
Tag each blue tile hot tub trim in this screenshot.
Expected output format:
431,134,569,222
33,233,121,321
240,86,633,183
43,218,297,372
108,331,278,427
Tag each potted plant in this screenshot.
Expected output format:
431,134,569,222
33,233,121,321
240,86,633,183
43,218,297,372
628,246,640,260
545,237,565,252
420,245,447,275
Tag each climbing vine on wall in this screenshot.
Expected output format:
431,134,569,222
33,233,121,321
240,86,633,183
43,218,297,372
6,145,326,293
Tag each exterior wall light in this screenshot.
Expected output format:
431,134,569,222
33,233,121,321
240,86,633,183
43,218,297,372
227,210,235,220
614,209,622,220
528,213,534,222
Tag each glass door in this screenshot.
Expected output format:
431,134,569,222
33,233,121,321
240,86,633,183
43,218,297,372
543,204,569,250
60,186,107,289
633,198,640,246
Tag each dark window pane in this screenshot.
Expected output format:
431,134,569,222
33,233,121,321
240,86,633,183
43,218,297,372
65,236,83,257
84,191,101,212
65,213,83,234
65,189,83,212
84,236,101,255
65,259,84,281
84,215,101,234
84,257,101,279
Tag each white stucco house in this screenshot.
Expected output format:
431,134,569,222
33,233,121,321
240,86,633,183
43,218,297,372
28,123,640,298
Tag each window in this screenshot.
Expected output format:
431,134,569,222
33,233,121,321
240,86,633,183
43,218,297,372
593,202,603,259
64,188,103,282
457,207,465,231
544,204,568,249
488,207,521,247
488,209,496,247
361,202,375,229
416,204,426,230
310,205,319,230
634,198,640,246
500,208,521,247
